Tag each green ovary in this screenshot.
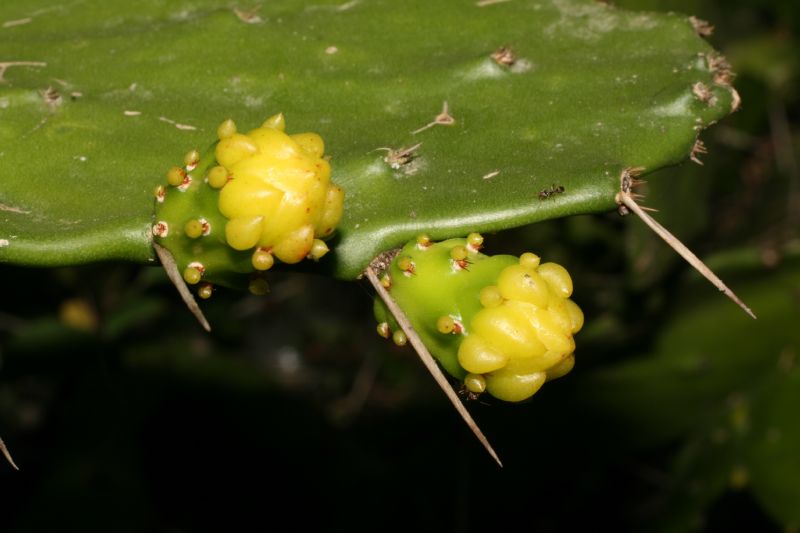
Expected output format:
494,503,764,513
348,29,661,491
216,114,344,264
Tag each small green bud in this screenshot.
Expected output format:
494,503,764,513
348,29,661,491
519,252,541,269
464,373,487,394
217,119,237,139
207,165,229,189
184,219,204,239
308,239,329,261
466,232,484,250
437,315,456,334
166,166,186,187
479,285,503,308
198,283,214,299
251,249,275,271
397,256,415,274
450,245,468,262
392,330,408,346
183,266,202,285
184,149,200,168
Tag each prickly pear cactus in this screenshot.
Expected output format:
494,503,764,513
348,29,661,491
0,0,737,279
152,114,344,293
374,235,583,402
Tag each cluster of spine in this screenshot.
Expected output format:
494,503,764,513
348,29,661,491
374,235,583,402
153,114,344,296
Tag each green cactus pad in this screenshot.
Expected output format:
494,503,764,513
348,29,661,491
374,235,583,402
0,0,736,278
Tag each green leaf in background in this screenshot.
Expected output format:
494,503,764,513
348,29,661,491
0,0,735,278
582,254,800,529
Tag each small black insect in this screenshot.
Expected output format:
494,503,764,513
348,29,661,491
538,184,565,200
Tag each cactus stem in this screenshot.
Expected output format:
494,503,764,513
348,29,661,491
411,101,455,135
153,243,211,332
0,436,19,470
616,170,756,320
365,265,502,467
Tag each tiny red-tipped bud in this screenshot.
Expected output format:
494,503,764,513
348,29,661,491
466,232,484,250
166,166,186,187
198,283,214,299
397,256,415,274
154,185,166,203
450,245,468,261
184,149,200,169
437,315,455,334
252,248,274,271
416,234,432,248
183,266,202,285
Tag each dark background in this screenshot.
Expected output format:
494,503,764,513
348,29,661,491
1,0,798,531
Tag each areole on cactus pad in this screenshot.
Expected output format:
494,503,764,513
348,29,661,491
153,114,344,295
373,234,583,402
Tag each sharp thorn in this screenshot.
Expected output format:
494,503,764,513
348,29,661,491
153,243,212,331
365,265,502,466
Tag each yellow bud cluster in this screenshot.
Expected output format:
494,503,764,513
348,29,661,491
457,255,584,402
214,114,344,264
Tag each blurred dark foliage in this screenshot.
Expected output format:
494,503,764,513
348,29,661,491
1,0,799,531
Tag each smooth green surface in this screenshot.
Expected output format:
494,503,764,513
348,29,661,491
0,0,734,278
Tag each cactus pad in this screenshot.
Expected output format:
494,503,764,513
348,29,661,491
0,0,736,278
